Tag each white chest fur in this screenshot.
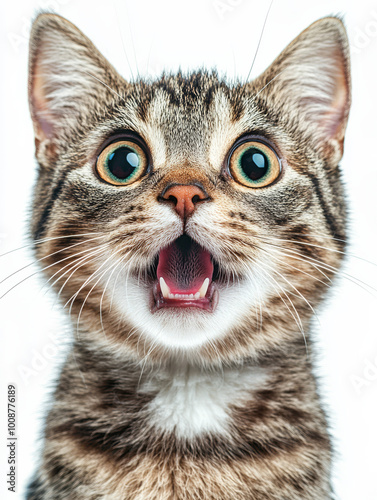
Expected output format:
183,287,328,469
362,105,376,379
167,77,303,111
139,364,270,439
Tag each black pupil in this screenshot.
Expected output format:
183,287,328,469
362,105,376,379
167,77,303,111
240,147,269,181
107,146,139,180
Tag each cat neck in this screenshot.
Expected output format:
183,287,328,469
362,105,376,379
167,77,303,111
57,337,312,440
137,360,271,439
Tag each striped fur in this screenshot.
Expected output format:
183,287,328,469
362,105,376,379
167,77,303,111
27,13,350,499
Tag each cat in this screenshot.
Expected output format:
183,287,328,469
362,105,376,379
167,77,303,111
26,11,350,500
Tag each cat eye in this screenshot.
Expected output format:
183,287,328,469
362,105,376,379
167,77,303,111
96,139,148,186
228,140,281,188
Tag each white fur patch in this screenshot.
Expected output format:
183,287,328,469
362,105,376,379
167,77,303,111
108,246,274,351
140,364,270,438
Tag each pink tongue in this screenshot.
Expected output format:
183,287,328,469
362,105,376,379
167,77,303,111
157,236,213,294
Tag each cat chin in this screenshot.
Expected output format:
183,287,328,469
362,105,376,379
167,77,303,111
108,272,273,351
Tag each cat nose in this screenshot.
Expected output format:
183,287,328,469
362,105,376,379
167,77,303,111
159,184,209,219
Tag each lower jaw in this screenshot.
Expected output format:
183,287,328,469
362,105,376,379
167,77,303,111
151,281,219,313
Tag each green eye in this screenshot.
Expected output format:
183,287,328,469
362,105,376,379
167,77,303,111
229,140,281,188
96,140,148,186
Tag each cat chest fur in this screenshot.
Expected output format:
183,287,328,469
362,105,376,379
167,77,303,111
139,364,270,438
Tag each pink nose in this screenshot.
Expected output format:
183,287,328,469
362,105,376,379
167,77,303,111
160,184,208,219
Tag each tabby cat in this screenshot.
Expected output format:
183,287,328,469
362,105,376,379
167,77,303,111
26,12,351,500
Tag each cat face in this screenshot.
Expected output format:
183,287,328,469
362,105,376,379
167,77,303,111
28,14,350,365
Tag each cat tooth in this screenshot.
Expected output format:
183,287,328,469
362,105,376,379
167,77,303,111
165,290,203,301
198,278,210,298
160,277,171,299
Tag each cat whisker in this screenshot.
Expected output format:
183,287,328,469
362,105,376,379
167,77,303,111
265,252,332,289
0,243,108,301
123,253,141,311
254,261,309,355
279,231,347,245
257,233,377,269
70,247,136,335
71,346,89,392
240,257,308,351
259,240,377,297
0,236,103,285
50,249,109,312
44,246,108,296
253,242,334,285
0,231,101,259
76,255,123,337
65,250,118,314
254,247,377,339
266,260,321,328
40,248,110,316
249,239,333,285
99,252,129,334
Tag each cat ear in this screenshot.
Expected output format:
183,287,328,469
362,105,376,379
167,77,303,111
251,17,351,161
28,13,124,148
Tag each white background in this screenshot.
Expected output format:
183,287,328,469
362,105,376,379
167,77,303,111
1,0,377,498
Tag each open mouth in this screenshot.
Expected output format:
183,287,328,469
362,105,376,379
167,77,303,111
150,235,220,312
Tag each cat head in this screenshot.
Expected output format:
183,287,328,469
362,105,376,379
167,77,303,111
28,13,350,366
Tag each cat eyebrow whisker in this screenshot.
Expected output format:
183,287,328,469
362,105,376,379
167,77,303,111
81,70,125,102
122,0,140,80
112,0,135,81
243,0,274,87
249,70,285,105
